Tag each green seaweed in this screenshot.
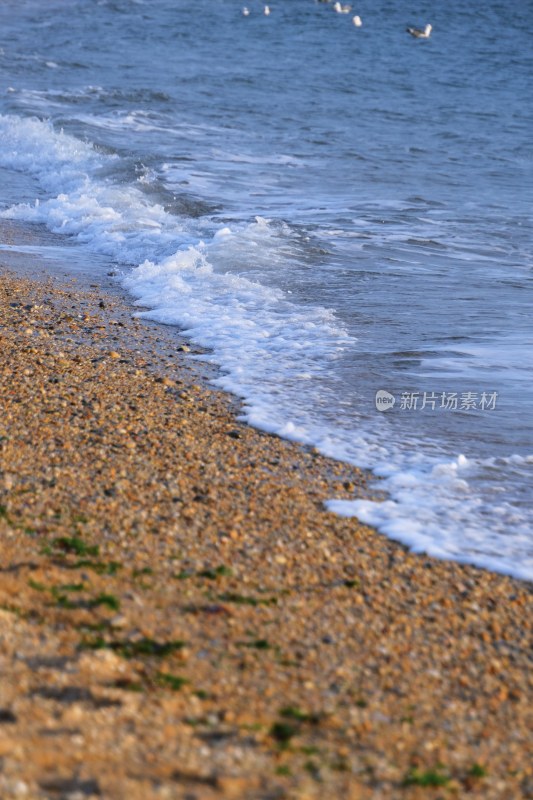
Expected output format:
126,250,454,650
28,579,46,592
52,536,99,557
54,595,77,609
403,767,450,787
245,639,271,650
156,672,189,691
270,722,298,748
132,567,153,578
175,570,193,580
199,565,233,579
51,583,86,609
218,592,277,607
79,637,185,659
468,763,488,778
89,593,120,611
280,707,321,724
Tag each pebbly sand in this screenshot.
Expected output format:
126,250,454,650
0,260,531,800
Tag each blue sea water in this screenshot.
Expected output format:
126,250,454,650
0,0,531,578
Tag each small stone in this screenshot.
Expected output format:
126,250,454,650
12,780,28,798
110,614,128,629
0,779,28,798
216,777,257,799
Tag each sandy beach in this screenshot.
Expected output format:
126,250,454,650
0,264,531,800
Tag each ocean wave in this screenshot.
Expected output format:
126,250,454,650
1,112,531,581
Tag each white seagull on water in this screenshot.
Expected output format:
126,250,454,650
264,4,271,14
352,14,362,26
333,2,352,13
406,23,432,38
242,6,250,16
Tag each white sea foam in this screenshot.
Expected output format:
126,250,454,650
0,114,193,263
326,452,533,581
1,113,531,581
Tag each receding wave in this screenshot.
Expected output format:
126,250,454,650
1,112,531,581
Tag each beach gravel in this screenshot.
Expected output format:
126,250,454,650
0,269,531,799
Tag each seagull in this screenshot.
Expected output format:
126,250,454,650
352,14,362,26
406,23,432,38
242,6,250,16
333,2,352,13
264,4,270,14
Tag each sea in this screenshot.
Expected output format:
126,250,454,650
0,0,531,580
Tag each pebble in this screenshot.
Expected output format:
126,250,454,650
0,270,530,800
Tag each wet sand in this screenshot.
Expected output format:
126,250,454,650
0,265,531,800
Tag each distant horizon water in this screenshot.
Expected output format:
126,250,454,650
0,0,531,579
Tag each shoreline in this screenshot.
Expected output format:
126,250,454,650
0,262,531,799
2,218,530,583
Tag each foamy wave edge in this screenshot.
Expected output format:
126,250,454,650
1,113,531,582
